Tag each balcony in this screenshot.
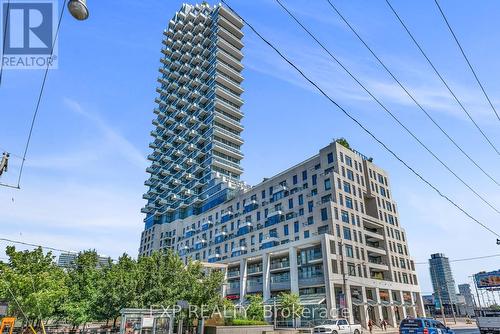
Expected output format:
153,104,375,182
227,269,240,278
217,25,243,50
218,15,243,39
226,283,240,295
215,61,243,85
248,264,263,274
219,6,244,30
217,36,243,61
260,235,280,250
366,243,387,256
184,228,196,238
214,231,227,244
214,98,244,121
246,281,263,294
237,222,252,236
208,253,221,263
194,239,207,250
201,220,213,231
298,275,324,287
231,245,247,258
212,156,243,175
270,260,290,271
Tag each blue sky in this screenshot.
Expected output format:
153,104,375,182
1,0,499,295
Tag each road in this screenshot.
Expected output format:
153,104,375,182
455,328,479,334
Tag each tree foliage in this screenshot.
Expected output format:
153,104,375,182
0,247,225,329
279,292,303,319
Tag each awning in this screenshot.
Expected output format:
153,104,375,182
367,299,378,306
392,300,402,306
263,294,326,306
380,300,391,306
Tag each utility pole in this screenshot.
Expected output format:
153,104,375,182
340,238,348,319
472,275,483,317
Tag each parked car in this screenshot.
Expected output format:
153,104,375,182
313,319,363,334
399,318,454,334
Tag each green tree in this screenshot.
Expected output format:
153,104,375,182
336,138,351,149
93,254,137,327
245,294,264,321
62,250,103,328
0,246,68,326
278,292,303,328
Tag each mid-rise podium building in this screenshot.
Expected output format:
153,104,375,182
139,2,424,327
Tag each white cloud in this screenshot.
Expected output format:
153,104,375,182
63,98,148,170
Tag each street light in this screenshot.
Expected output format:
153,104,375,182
68,0,89,21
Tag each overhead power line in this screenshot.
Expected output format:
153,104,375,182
385,0,500,156
0,237,77,254
220,0,500,239
11,0,68,189
415,253,500,265
434,0,500,123
324,0,499,187
274,0,500,215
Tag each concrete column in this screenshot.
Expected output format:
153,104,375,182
409,292,417,317
289,246,299,294
262,253,271,301
222,268,228,297
239,258,248,304
399,290,408,319
360,287,369,329
345,284,354,324
374,288,384,326
321,237,336,318
416,292,426,317
387,290,397,327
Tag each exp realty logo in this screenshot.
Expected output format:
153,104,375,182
1,0,58,69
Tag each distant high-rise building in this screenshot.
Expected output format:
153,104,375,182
458,283,475,316
141,2,246,228
57,252,111,269
429,253,458,313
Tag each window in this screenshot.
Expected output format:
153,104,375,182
345,245,354,258
308,201,314,213
284,224,289,236
346,197,353,209
298,194,304,205
293,175,298,185
312,174,317,186
294,221,299,233
288,198,294,209
302,170,308,181
345,156,352,167
343,227,352,240
347,263,356,276
327,152,334,163
341,210,349,223
321,208,328,221
347,169,354,181
304,230,310,239
324,178,331,191
261,190,265,199
343,181,351,193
